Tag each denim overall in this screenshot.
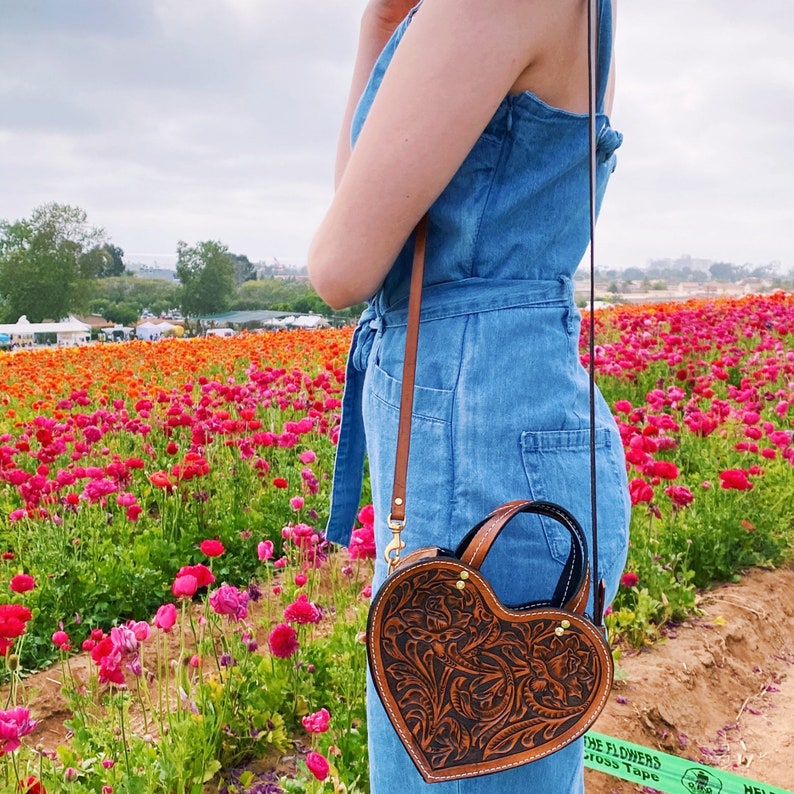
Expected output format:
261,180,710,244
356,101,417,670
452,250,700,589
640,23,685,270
327,1,630,790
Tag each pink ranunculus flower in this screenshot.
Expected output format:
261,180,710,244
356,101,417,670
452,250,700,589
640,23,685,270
305,751,330,781
664,485,694,508
284,593,321,625
116,492,137,507
257,540,275,561
302,707,331,734
349,523,376,560
290,495,305,511
298,449,317,464
0,706,38,754
154,603,178,632
268,623,299,659
357,503,375,525
110,624,139,654
209,584,249,621
172,574,199,599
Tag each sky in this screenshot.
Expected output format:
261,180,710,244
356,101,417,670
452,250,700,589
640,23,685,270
1,0,792,273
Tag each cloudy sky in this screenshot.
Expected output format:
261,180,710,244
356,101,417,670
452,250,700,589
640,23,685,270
1,0,792,272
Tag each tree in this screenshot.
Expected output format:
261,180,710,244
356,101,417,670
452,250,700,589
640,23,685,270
230,253,256,285
90,243,127,278
0,203,105,322
175,240,236,317
709,261,740,282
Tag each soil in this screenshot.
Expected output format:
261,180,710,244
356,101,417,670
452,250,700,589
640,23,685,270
586,564,794,793
16,564,794,793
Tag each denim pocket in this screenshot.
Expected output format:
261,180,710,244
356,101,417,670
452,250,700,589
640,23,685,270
519,427,630,599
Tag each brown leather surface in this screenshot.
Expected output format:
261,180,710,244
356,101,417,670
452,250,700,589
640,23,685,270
368,507,613,783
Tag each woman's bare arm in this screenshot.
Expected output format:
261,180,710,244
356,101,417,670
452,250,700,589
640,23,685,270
309,0,581,309
334,0,420,187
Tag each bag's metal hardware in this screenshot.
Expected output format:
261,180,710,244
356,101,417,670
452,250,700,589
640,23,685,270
385,514,406,572
455,580,466,591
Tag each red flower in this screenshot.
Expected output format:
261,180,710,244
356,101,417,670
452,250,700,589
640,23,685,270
305,751,330,781
90,636,125,686
0,604,33,655
268,622,299,659
718,469,754,491
199,539,225,558
126,504,143,521
620,572,639,588
647,460,679,481
20,776,46,794
51,630,71,651
9,574,35,594
628,478,654,505
273,477,289,489
148,471,173,489
283,593,321,625
177,563,215,588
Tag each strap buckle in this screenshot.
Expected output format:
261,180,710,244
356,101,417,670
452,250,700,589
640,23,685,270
384,514,406,573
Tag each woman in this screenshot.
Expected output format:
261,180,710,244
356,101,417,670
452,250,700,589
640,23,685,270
308,1,630,791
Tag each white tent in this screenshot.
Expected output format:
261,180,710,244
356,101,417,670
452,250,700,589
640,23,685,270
136,320,176,340
278,315,329,329
0,315,91,346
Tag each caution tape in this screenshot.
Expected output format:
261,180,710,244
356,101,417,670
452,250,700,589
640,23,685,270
584,731,793,794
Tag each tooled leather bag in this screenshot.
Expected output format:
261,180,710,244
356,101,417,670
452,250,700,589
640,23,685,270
366,0,614,783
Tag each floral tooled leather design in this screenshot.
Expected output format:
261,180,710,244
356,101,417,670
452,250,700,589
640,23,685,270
368,556,612,782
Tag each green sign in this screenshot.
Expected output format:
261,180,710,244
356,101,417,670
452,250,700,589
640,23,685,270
584,732,793,794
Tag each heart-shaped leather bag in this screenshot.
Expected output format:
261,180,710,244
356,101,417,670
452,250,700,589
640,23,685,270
367,499,613,783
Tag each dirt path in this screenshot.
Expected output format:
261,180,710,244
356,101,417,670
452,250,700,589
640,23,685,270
586,564,794,793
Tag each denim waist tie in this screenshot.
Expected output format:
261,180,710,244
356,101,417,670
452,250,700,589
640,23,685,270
325,276,574,545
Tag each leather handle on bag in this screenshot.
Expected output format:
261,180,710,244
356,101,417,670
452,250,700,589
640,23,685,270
457,500,591,615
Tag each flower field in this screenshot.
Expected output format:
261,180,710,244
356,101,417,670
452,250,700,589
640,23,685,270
1,293,793,793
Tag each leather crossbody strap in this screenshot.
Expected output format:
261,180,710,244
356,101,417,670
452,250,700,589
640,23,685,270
385,0,605,627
